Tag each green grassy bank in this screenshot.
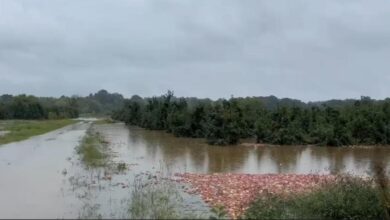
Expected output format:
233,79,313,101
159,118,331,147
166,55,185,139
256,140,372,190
0,119,77,145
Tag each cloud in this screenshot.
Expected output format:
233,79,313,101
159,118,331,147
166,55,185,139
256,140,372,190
0,0,390,101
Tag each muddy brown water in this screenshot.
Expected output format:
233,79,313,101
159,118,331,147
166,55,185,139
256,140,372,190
0,121,389,218
125,125,390,175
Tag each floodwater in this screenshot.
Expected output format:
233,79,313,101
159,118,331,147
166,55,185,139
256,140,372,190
125,125,390,175
0,121,389,218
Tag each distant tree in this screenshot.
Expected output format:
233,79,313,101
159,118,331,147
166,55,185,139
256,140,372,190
0,103,5,119
9,95,47,119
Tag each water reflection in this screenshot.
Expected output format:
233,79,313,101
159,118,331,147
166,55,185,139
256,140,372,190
125,125,390,176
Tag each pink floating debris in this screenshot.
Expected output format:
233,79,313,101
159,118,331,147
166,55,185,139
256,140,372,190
175,173,335,219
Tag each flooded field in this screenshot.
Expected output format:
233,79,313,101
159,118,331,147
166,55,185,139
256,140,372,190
125,125,390,175
0,121,389,218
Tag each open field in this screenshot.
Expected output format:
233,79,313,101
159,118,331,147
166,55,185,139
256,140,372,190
0,119,78,145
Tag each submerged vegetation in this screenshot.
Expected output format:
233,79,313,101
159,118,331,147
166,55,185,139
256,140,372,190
129,172,187,219
0,119,76,145
129,170,215,219
113,91,390,146
76,126,110,167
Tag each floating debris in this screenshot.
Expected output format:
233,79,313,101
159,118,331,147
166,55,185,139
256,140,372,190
61,169,68,176
102,175,112,181
175,173,335,219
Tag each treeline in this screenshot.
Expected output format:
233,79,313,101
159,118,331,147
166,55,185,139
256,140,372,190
0,95,79,120
112,91,390,146
77,89,124,115
0,90,124,120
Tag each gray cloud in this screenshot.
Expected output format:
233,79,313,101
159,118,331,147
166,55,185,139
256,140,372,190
1,0,390,101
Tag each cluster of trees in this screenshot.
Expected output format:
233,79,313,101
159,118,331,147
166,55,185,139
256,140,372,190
0,95,79,120
113,91,390,146
77,90,124,115
0,90,124,120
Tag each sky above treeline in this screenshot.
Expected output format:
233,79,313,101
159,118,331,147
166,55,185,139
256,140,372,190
0,0,390,102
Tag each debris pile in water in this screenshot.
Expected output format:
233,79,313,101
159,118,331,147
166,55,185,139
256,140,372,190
175,173,335,218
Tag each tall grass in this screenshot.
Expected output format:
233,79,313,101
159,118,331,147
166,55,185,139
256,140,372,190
244,175,388,220
373,162,390,220
128,167,213,219
129,172,184,219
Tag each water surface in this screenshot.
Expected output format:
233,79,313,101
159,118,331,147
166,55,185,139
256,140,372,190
1,122,389,218
125,125,390,175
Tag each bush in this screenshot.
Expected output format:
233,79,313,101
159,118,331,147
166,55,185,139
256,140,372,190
244,176,388,219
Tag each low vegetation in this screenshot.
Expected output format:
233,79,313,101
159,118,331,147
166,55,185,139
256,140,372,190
129,172,186,219
0,119,77,145
244,175,389,220
76,127,110,167
129,171,214,219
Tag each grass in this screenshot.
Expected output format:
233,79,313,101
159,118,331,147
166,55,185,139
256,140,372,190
76,127,110,167
243,175,389,220
128,169,214,219
117,162,127,172
0,119,77,145
129,172,184,219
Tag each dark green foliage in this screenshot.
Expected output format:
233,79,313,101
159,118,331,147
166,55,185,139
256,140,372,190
0,103,5,120
244,176,387,220
46,97,79,119
112,92,390,146
0,95,47,119
0,94,78,120
113,92,247,145
0,90,125,120
187,104,208,138
205,99,244,145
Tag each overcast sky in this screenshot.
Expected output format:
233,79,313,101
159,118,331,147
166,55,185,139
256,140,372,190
1,0,390,102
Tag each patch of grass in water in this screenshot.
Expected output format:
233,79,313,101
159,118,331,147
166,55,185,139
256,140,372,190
77,128,110,167
117,162,127,172
128,169,212,219
0,119,77,145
